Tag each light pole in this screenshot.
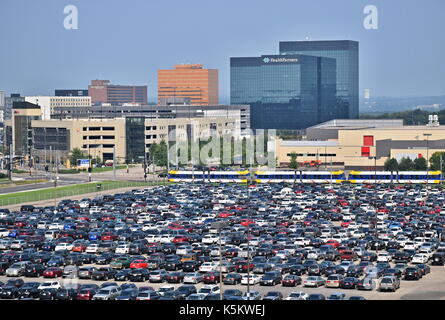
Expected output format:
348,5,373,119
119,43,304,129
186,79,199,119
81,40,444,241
424,133,432,199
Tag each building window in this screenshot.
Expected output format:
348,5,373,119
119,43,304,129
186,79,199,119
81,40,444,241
363,136,374,146
361,147,370,157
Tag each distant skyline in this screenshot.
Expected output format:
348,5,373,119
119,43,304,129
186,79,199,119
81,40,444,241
0,0,444,102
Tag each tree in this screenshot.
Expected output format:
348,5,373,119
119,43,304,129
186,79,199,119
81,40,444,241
430,152,445,171
413,156,427,170
289,152,298,170
384,158,399,171
149,140,168,168
69,148,86,166
398,157,414,171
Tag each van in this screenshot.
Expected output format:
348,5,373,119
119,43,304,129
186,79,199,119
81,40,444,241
379,276,400,292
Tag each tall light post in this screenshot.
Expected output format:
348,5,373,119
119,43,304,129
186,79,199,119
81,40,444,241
211,221,227,300
424,133,432,198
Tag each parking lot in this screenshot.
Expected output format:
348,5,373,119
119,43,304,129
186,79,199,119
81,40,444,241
1,182,445,300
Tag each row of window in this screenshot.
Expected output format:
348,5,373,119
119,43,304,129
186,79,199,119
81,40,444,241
82,127,115,131
83,136,115,140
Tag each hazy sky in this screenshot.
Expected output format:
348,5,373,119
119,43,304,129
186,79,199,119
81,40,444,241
1,0,444,102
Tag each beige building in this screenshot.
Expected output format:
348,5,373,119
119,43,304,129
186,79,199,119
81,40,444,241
25,96,92,120
276,119,445,170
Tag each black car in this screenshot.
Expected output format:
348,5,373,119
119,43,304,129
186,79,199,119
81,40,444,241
182,261,199,272
39,288,59,300
341,277,359,289
5,278,24,288
165,259,183,271
223,273,242,285
114,269,132,281
0,285,20,299
289,264,306,276
56,287,79,300
176,285,197,298
404,266,422,280
431,252,445,266
128,268,150,282
223,289,243,300
166,271,185,283
384,268,403,279
17,282,41,299
92,267,117,280
260,271,281,286
23,264,46,277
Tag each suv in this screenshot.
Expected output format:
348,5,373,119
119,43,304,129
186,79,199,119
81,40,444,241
379,276,400,292
92,286,121,300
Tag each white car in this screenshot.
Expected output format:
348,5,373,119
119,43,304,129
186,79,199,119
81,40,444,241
0,228,10,238
86,244,99,253
55,242,74,252
38,281,61,290
160,234,174,243
404,242,417,250
198,285,220,296
115,244,130,254
202,234,219,244
199,262,218,273
412,254,429,264
241,274,261,285
377,253,392,262
285,291,309,300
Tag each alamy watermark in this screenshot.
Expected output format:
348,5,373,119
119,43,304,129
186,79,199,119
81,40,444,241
166,125,277,169
363,5,378,30
64,5,78,30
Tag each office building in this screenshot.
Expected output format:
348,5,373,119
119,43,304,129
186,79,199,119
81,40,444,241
158,64,219,106
231,54,337,130
24,96,92,120
50,104,250,135
275,119,445,170
88,80,148,105
5,103,244,164
4,94,25,121
55,89,88,97
279,40,359,119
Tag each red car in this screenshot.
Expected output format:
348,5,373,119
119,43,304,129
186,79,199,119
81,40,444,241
340,250,357,261
43,267,63,278
76,289,97,300
325,240,340,248
240,219,254,227
203,272,221,284
219,211,234,218
235,261,254,273
172,235,190,244
101,232,118,241
72,242,87,252
130,259,148,269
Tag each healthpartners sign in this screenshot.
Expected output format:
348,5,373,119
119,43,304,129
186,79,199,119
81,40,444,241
262,57,299,63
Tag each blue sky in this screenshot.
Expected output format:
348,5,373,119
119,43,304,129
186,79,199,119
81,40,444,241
0,0,444,102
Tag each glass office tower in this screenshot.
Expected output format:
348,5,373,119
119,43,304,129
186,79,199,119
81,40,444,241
279,40,359,119
231,54,337,130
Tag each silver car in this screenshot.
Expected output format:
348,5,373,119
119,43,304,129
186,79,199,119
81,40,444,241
6,261,29,277
92,286,121,300
183,272,203,284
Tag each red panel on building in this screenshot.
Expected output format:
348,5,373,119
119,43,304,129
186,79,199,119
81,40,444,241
361,147,370,157
363,136,374,146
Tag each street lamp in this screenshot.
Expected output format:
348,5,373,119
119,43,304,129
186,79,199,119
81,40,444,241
424,133,432,198
211,221,228,300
